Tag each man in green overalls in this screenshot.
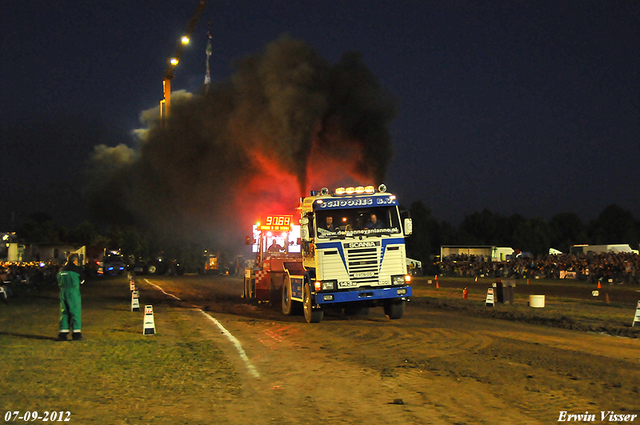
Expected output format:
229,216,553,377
57,253,84,341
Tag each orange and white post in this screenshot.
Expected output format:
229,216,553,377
143,305,156,335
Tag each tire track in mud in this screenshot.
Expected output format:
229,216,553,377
473,336,640,418
210,315,453,424
240,319,545,424
294,312,639,424
144,276,640,423
305,318,494,364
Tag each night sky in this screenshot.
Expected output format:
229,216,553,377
2,1,639,230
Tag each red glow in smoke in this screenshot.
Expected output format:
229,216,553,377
232,134,377,231
233,151,301,226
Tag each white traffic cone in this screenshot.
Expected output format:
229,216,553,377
131,290,140,312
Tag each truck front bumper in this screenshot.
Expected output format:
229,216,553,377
313,286,412,305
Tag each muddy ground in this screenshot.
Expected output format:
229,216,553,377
137,275,640,424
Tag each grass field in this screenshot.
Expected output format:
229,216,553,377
0,277,241,424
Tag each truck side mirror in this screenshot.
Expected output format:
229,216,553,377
404,218,413,236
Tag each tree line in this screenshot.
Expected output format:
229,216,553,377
14,214,207,270
405,203,640,265
14,203,640,270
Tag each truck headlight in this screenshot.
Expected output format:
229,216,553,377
392,275,406,285
321,280,336,291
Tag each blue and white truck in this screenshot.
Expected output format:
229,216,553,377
282,184,413,323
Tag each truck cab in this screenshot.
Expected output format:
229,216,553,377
99,250,126,275
294,184,413,322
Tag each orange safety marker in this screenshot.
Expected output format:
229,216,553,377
597,282,601,289
463,287,468,300
527,278,530,285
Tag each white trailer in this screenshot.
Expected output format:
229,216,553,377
570,244,637,255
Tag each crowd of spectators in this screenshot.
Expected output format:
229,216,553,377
436,252,640,285
1,261,63,298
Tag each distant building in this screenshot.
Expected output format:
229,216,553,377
440,245,515,262
2,243,86,264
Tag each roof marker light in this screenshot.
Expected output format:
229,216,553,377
365,186,375,194
345,186,355,195
355,186,365,194
335,187,346,195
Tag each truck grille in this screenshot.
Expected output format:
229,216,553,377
346,247,379,285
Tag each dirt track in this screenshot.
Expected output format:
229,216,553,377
140,275,640,424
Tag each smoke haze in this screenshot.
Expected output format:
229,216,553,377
85,35,397,249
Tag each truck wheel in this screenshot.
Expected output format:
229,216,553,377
303,282,323,323
384,300,405,320
282,276,294,315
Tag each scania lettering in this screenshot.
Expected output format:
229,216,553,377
244,184,413,323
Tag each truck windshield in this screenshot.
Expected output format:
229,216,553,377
315,206,401,239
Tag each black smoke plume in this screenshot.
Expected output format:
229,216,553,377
84,35,397,249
